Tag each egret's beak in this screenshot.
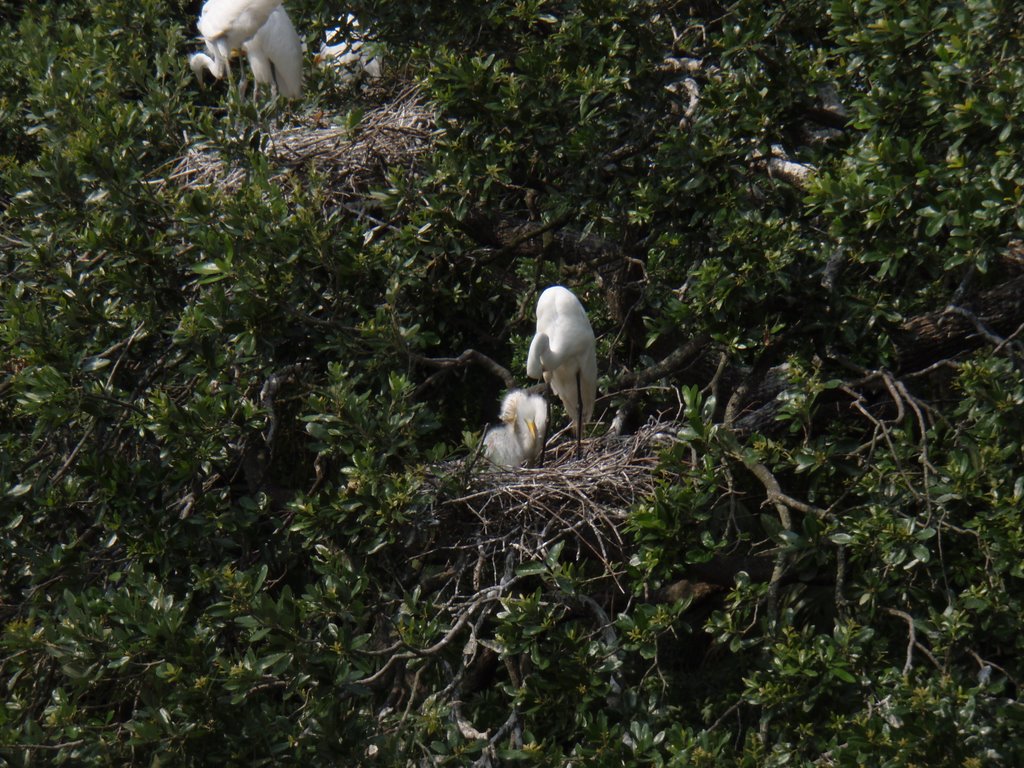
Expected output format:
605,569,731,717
527,420,537,440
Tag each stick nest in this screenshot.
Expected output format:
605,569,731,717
416,420,678,592
160,84,434,208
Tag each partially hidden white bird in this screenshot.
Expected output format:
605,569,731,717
194,0,283,84
483,390,548,469
242,5,303,99
526,285,597,458
314,15,383,80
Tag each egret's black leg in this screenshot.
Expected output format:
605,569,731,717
575,370,583,459
538,389,550,467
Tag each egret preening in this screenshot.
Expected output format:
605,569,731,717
242,5,303,99
196,0,283,84
527,285,597,459
189,43,229,85
483,390,548,469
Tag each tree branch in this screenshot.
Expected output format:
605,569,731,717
885,607,943,676
613,333,710,390
411,348,517,392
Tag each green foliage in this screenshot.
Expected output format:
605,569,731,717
3,0,1024,765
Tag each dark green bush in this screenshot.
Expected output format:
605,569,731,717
2,0,1023,765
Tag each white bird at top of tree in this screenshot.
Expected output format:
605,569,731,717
527,285,597,458
191,0,283,86
314,15,383,81
483,390,548,469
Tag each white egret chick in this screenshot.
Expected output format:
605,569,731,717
242,5,303,99
526,285,597,458
196,0,283,83
483,390,548,469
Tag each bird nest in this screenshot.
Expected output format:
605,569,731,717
157,84,434,209
415,420,677,594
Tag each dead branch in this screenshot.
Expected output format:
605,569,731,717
452,700,490,740
895,273,1024,373
885,607,943,677
355,587,506,687
614,334,711,390
471,709,521,768
411,348,517,392
659,56,705,75
666,77,701,129
459,210,625,272
757,144,816,189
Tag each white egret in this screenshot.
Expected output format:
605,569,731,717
526,285,597,458
242,5,303,99
196,0,283,84
314,16,383,80
483,390,548,469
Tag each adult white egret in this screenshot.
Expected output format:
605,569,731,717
483,390,548,469
526,285,597,458
195,0,283,84
242,5,303,99
314,15,383,80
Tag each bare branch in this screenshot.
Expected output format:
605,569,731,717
885,607,943,676
895,273,1024,373
731,441,832,523
452,700,490,740
766,145,815,188
354,594,498,686
886,607,917,678
471,709,522,768
411,348,517,391
613,334,710,390
659,56,704,75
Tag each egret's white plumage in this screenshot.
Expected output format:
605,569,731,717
196,0,283,81
314,15,383,80
189,43,228,84
526,286,597,452
483,390,548,468
243,5,303,99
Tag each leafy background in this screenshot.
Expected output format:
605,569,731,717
2,0,1023,764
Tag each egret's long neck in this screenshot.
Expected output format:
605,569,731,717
527,333,550,379
190,52,224,81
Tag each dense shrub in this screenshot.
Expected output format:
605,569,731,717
2,0,1023,765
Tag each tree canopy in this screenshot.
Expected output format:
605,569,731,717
2,0,1024,765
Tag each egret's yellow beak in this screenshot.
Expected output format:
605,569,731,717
527,420,537,439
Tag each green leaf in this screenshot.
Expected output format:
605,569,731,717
191,261,223,275
516,561,547,577
7,482,32,497
253,564,268,593
831,667,857,684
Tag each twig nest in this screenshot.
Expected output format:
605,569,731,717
418,421,677,586
155,85,433,210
